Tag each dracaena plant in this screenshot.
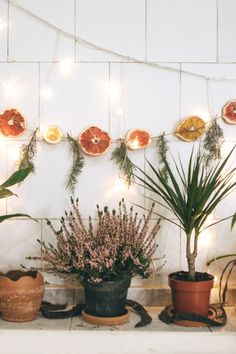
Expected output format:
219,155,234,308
135,146,236,281
0,166,33,223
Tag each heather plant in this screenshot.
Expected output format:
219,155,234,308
29,198,162,284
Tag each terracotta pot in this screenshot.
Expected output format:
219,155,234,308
169,272,214,319
0,270,44,322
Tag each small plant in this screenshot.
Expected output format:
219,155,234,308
28,198,162,284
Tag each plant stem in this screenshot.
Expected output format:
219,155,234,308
207,254,236,266
186,231,198,280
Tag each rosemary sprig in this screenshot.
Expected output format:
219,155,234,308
111,141,134,186
66,133,85,194
18,127,38,172
202,119,224,168
156,132,169,181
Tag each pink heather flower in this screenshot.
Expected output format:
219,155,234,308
32,199,163,283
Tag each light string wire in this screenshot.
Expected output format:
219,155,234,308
4,0,236,82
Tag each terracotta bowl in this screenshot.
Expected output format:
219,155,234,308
0,270,44,322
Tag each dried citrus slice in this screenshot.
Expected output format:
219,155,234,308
0,109,26,137
222,99,236,124
79,126,111,156
43,125,63,144
176,116,205,141
126,129,152,150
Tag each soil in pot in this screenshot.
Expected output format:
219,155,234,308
83,277,131,325
0,270,44,322
169,271,214,327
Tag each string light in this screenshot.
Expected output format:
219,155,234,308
59,58,73,77
2,80,17,98
5,0,236,82
40,86,53,100
0,17,7,32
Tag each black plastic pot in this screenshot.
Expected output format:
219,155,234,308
84,278,131,317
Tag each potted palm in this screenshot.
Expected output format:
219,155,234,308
135,146,236,324
28,198,162,325
0,166,45,322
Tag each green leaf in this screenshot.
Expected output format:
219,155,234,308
0,213,36,223
231,213,236,230
0,189,15,199
0,166,33,189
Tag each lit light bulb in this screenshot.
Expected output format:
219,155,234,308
0,18,7,32
116,107,124,117
2,80,17,98
40,86,53,100
59,58,73,77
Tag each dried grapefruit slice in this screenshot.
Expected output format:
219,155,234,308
79,126,111,156
222,99,236,124
0,109,26,137
126,129,152,150
43,125,63,144
176,116,205,141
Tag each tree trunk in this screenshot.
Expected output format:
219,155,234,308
187,254,196,280
186,232,197,280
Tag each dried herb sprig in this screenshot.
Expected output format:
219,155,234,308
18,127,38,172
66,133,85,194
111,141,135,186
156,132,169,181
202,119,224,168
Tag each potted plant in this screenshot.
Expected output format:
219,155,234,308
28,198,162,325
206,219,236,306
0,166,45,322
135,146,236,325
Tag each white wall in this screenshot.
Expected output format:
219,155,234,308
0,0,235,285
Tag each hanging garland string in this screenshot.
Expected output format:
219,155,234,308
66,133,85,194
14,113,228,191
3,0,235,191
18,127,38,171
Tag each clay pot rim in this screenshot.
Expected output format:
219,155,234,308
0,270,44,284
168,271,214,284
83,277,131,287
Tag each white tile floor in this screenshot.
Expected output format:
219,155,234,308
0,307,235,354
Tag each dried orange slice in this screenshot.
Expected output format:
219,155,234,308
176,116,205,141
43,125,63,144
0,109,26,137
79,126,111,156
222,99,236,124
126,129,152,150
